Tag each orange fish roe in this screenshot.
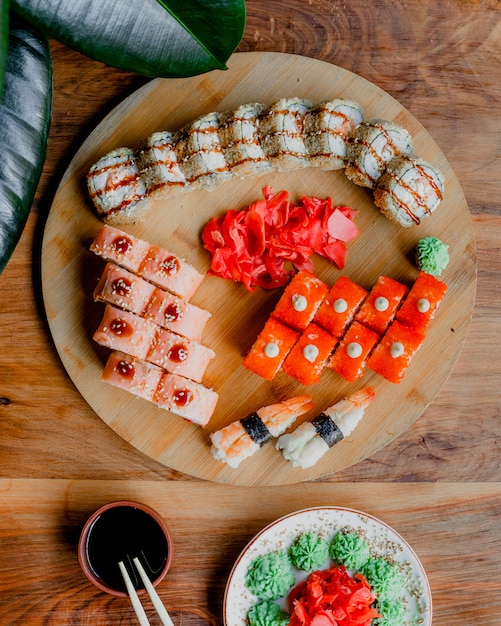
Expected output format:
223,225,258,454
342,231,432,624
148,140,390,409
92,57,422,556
367,320,426,383
271,270,330,332
354,275,409,335
328,321,379,382
243,317,300,380
395,271,447,333
282,322,338,385
314,275,368,337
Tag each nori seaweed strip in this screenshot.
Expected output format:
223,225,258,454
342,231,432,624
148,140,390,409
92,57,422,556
312,413,344,447
241,412,273,446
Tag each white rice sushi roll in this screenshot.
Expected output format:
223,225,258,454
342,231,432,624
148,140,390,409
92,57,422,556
219,103,272,177
175,111,232,191
304,99,364,170
345,119,414,188
136,130,188,199
373,155,445,227
276,387,375,469
258,97,314,171
154,372,218,426
87,147,150,224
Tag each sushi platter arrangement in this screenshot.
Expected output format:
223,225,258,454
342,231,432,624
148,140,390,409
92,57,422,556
41,51,476,486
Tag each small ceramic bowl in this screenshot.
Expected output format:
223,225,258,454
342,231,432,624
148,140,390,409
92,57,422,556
78,500,173,597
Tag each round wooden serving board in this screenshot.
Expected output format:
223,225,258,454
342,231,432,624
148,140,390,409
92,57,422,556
41,52,476,486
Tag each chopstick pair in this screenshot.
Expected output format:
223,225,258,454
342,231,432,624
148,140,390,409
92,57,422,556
118,556,174,626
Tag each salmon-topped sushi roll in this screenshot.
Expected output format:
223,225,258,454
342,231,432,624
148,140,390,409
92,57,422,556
93,263,156,316
374,155,445,227
87,147,149,224
147,328,215,383
144,288,211,342
345,119,414,189
101,351,163,401
154,373,218,426
328,321,379,382
314,276,368,338
395,272,447,333
271,270,330,332
243,317,300,381
304,99,364,170
210,395,314,468
354,276,409,336
136,130,188,199
259,98,314,171
93,305,157,360
90,225,151,273
175,111,232,191
367,320,426,383
219,103,272,178
137,245,204,300
282,322,338,386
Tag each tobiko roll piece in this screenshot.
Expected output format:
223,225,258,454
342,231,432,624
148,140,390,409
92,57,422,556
282,322,338,386
329,322,379,382
395,271,447,333
243,317,300,380
314,275,368,337
354,275,409,335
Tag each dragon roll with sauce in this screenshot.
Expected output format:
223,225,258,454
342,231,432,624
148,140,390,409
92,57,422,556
210,395,314,468
276,387,375,469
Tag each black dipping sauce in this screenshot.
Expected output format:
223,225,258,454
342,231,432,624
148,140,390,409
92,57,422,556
86,506,169,593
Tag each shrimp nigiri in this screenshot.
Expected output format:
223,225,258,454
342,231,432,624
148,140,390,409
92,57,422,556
276,387,375,469
210,395,314,469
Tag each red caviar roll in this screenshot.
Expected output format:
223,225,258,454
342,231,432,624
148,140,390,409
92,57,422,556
395,271,447,333
243,317,300,380
272,270,329,332
314,276,368,337
282,322,338,386
328,321,379,382
354,275,409,335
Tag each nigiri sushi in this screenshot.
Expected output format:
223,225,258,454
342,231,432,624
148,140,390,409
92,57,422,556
276,387,375,469
210,395,314,468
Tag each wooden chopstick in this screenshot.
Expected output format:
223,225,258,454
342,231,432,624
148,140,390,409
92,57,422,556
118,557,174,626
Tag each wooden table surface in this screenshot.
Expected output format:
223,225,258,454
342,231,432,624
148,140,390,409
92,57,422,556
1,1,500,624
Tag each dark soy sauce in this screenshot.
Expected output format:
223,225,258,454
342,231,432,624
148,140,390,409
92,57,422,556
85,506,169,593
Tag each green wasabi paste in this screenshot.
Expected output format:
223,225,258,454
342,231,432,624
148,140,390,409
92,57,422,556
289,532,329,571
245,550,296,600
360,557,403,602
415,236,450,276
247,600,290,626
373,598,407,626
329,532,370,570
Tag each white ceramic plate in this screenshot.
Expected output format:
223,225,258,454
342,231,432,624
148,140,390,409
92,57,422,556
224,506,432,625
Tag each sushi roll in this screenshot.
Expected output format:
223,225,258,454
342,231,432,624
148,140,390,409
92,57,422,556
345,119,414,189
328,321,379,382
86,147,150,224
175,111,232,191
367,320,425,383
210,395,314,468
146,328,215,383
282,322,338,386
271,270,330,332
354,275,409,335
314,276,368,338
153,373,218,426
219,103,272,177
258,97,314,171
136,130,188,198
304,99,364,170
101,351,164,402
243,317,300,381
395,271,447,333
144,288,211,342
373,155,445,227
276,387,375,469
90,225,151,272
93,304,157,360
93,263,156,317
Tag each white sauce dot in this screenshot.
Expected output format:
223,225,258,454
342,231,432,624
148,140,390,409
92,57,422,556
346,342,363,359
417,298,431,313
375,296,389,312
390,342,405,358
333,298,348,313
264,342,280,358
292,293,308,312
303,344,319,363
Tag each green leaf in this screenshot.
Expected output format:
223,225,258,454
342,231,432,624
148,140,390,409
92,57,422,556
12,0,246,77
0,0,10,100
0,14,52,274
